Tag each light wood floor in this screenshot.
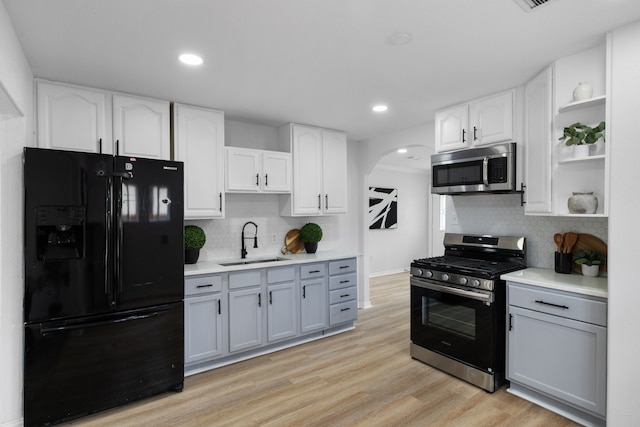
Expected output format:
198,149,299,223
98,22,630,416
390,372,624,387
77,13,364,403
63,273,579,427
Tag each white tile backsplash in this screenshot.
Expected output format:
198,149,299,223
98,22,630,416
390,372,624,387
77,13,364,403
446,194,608,269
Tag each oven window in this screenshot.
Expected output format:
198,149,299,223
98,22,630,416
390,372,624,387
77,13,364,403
422,295,475,340
433,160,483,187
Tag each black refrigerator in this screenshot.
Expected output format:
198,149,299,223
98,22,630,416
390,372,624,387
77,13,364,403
23,147,185,427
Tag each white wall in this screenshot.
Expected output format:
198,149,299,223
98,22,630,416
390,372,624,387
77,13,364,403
368,165,429,276
607,20,640,426
0,2,34,426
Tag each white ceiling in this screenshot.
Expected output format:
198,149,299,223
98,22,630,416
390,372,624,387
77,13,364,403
4,0,640,148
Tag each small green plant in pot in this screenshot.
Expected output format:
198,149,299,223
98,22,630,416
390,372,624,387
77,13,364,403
184,225,206,264
573,249,605,277
300,223,322,254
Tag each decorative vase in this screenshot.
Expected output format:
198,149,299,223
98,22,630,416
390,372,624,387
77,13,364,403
185,249,200,264
568,192,598,214
572,81,593,101
573,144,590,159
581,264,600,277
304,242,318,254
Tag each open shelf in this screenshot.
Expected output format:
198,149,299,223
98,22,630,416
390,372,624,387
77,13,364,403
558,95,606,113
558,154,605,165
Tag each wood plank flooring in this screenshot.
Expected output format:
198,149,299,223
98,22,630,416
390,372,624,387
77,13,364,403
63,273,579,427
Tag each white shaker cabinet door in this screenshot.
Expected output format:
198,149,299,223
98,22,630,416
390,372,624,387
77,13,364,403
435,104,469,152
173,104,225,219
228,287,263,353
262,151,291,193
37,81,110,154
469,90,514,146
292,124,323,215
321,129,348,214
300,277,328,334
112,94,170,159
184,293,223,364
226,147,261,192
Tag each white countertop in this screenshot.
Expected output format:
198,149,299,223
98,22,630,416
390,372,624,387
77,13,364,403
501,267,608,299
184,250,360,276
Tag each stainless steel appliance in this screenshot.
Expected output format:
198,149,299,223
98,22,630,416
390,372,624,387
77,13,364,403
23,147,185,427
431,142,517,195
410,233,526,392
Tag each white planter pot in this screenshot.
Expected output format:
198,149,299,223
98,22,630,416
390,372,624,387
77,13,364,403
581,264,600,277
573,144,590,158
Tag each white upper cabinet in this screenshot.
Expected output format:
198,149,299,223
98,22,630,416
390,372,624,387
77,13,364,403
36,80,170,159
279,123,348,216
225,147,291,193
37,81,109,153
435,89,514,153
523,66,554,215
112,94,170,159
173,103,225,219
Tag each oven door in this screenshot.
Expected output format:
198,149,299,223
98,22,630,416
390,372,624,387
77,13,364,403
410,276,498,372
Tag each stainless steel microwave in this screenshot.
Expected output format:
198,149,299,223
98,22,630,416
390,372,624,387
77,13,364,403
431,142,517,195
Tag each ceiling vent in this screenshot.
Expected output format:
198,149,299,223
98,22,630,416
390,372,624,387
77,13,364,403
514,0,553,12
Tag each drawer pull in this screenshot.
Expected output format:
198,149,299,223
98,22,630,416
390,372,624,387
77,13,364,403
340,307,351,312
339,265,349,269
196,284,214,288
340,293,351,298
340,280,350,284
309,270,320,274
534,299,569,310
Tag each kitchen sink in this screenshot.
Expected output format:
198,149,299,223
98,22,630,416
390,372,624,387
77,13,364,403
218,257,289,266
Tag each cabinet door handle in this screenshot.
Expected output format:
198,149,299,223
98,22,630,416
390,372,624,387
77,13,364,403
218,299,221,315
318,194,321,210
116,139,120,155
98,138,103,153
219,192,223,212
302,285,306,299
258,293,262,307
473,126,478,141
325,194,328,209
340,307,351,312
508,313,512,331
256,173,259,186
534,299,569,310
269,291,273,305
196,284,213,288
462,129,466,143
265,174,268,187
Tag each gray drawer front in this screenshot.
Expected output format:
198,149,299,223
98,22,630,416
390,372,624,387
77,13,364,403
301,263,326,279
508,282,607,326
267,266,295,284
330,286,357,304
329,272,357,290
185,275,222,296
329,258,356,275
330,300,357,325
229,270,262,289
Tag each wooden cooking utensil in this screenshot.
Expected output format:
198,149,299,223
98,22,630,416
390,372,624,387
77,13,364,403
553,233,564,253
564,232,578,254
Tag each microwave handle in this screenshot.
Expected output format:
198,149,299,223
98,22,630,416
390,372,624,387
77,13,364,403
482,156,489,186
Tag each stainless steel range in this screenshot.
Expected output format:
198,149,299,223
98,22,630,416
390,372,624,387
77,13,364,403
410,233,526,392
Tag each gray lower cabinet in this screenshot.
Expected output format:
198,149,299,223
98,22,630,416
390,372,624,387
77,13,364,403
507,281,607,425
184,275,223,364
229,270,263,353
328,258,357,325
267,266,297,342
300,262,328,333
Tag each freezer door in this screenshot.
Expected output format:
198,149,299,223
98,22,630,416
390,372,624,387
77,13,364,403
24,303,184,427
114,156,184,310
23,148,115,323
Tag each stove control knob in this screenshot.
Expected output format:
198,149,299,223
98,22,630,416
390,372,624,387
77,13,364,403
425,270,433,278
441,273,449,281
416,269,423,276
471,279,481,287
459,277,468,285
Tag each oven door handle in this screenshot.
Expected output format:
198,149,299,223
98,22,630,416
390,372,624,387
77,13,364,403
412,279,493,303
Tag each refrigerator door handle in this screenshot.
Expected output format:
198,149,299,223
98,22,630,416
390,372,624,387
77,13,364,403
116,176,124,295
105,176,113,302
40,311,161,335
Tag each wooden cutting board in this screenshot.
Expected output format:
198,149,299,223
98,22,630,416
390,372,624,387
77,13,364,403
281,229,304,254
571,233,608,274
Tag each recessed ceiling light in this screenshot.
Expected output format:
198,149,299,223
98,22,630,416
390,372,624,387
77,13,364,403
388,32,412,46
372,105,388,112
179,53,203,66
397,148,408,154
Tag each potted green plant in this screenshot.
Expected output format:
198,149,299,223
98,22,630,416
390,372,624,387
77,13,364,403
558,121,605,158
299,223,322,254
184,225,206,264
573,249,605,277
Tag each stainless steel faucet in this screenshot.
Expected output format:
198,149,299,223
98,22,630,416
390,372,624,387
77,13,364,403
241,221,258,258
